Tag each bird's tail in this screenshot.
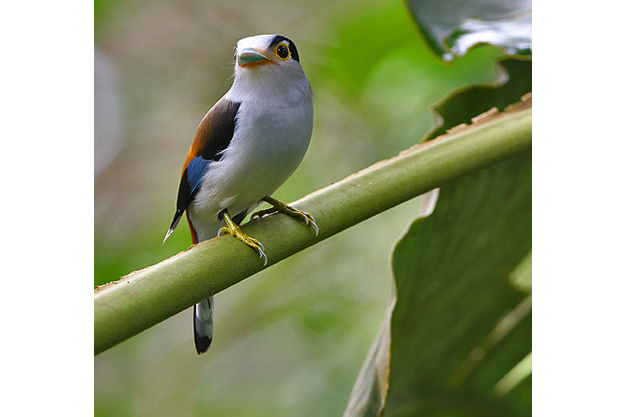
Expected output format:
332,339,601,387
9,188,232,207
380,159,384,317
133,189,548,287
194,297,214,354
190,210,248,355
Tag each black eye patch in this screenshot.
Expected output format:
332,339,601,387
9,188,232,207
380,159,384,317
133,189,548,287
270,35,300,62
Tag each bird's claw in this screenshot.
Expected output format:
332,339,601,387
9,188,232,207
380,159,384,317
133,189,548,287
296,210,319,236
220,197,317,267
219,224,268,266
252,197,319,237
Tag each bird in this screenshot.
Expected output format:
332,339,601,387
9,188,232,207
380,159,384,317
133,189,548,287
163,34,318,354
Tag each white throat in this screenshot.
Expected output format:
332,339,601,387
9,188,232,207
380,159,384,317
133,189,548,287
226,64,312,106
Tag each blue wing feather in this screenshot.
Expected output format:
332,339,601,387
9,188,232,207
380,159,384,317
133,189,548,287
164,98,241,241
166,156,211,234
186,156,212,197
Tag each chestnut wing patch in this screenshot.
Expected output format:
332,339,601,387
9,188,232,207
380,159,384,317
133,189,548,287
166,99,241,235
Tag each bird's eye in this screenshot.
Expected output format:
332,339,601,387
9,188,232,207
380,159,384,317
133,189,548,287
275,44,289,60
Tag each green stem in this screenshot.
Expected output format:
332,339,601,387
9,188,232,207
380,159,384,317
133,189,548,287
95,107,531,355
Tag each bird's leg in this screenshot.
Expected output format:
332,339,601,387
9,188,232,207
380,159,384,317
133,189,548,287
218,210,268,265
252,196,319,236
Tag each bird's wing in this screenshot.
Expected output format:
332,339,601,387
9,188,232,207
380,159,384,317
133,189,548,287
164,98,241,243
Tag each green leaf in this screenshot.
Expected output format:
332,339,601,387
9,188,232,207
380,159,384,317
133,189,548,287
385,150,532,416
342,45,532,414
404,0,532,61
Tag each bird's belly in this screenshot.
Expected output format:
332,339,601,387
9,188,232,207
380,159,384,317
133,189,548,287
189,99,313,230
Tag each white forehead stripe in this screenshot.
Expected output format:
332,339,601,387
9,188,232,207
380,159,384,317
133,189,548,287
236,35,280,52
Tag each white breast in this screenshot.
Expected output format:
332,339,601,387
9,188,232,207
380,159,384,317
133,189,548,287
188,94,313,240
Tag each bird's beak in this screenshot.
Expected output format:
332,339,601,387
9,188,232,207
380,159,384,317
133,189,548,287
237,48,271,67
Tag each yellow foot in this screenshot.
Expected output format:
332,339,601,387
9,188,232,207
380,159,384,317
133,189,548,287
252,196,319,236
218,211,268,266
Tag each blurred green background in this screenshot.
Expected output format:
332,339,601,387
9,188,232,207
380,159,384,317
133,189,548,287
94,0,505,415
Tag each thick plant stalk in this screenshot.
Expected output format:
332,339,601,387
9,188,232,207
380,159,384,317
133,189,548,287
95,107,531,355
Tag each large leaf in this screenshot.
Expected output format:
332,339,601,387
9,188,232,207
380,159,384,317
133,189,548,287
385,150,532,416
405,0,532,61
342,96,532,417
341,3,532,416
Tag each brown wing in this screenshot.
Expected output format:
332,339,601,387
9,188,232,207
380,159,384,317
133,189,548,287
164,99,241,241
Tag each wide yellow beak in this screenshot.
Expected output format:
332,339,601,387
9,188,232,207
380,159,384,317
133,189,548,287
237,48,270,66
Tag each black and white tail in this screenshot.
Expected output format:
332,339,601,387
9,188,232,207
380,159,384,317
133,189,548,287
188,210,248,354
194,297,214,354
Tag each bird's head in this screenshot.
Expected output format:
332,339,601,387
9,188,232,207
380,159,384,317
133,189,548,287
235,34,300,69
229,34,311,104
